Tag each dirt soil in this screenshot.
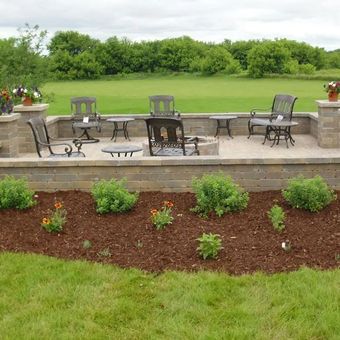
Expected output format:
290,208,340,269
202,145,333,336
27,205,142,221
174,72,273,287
0,190,339,275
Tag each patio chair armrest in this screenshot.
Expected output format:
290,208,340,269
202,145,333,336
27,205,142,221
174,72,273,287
39,141,75,156
72,139,83,152
250,107,271,117
184,136,199,153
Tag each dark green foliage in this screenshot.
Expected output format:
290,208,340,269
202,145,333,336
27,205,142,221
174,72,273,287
197,233,223,259
191,173,249,217
0,24,48,87
91,178,138,214
0,176,36,209
282,175,336,212
247,41,291,78
267,204,285,232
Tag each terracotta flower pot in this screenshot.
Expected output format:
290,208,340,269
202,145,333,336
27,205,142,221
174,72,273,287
22,97,33,106
328,91,338,102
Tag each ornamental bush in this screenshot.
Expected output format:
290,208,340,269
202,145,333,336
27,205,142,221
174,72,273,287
282,175,336,212
191,172,249,217
267,204,285,232
91,178,138,214
197,233,223,259
0,176,36,209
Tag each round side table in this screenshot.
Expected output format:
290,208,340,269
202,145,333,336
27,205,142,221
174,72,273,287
106,117,135,142
209,115,238,138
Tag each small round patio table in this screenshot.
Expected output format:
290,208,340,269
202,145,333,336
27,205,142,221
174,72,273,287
106,117,135,142
264,120,299,148
209,115,238,138
101,144,143,157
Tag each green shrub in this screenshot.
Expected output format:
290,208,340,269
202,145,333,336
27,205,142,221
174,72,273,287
282,175,336,212
0,176,36,209
197,233,223,259
191,173,249,217
268,204,285,232
91,178,138,214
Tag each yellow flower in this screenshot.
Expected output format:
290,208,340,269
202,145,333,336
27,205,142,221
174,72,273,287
42,217,50,225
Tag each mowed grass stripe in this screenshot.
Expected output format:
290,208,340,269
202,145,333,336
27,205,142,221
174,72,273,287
42,75,325,115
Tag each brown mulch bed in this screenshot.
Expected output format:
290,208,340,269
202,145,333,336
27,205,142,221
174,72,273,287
0,190,339,275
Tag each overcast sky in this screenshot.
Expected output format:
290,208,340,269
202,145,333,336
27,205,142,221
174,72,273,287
1,0,339,51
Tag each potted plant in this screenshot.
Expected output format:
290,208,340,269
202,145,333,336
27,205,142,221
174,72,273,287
324,81,340,102
13,85,42,106
0,88,14,114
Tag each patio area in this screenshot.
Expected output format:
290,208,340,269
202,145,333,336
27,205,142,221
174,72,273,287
18,134,340,160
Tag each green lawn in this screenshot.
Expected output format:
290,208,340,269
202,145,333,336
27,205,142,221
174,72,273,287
42,75,326,115
0,252,339,339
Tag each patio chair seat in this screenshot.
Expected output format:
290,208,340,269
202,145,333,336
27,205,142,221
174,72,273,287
248,118,271,126
151,145,197,156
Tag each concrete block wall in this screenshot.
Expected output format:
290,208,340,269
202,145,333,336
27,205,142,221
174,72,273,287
52,113,312,140
316,100,340,148
0,113,20,157
0,157,339,192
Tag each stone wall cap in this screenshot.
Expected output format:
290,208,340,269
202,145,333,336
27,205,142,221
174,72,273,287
315,100,340,108
14,103,49,112
0,113,21,122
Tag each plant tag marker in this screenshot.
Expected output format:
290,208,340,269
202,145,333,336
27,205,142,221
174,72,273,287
83,116,89,123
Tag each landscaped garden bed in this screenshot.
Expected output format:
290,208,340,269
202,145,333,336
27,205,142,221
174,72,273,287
1,188,339,275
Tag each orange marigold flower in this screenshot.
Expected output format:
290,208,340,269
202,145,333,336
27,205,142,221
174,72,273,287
42,217,50,225
150,209,158,215
54,202,63,209
164,200,174,208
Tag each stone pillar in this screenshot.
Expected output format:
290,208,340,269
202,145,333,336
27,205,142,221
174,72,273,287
13,103,49,153
316,100,340,148
0,113,20,157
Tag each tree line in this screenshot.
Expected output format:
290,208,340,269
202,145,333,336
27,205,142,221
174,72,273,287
1,25,340,86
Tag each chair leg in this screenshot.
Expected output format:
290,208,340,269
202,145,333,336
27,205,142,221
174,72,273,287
247,120,252,139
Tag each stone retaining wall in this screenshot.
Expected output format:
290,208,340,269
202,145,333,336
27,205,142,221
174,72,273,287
0,157,339,192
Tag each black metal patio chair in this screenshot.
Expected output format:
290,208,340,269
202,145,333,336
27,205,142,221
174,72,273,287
27,117,85,158
248,94,298,138
71,97,101,143
145,117,199,156
149,95,180,117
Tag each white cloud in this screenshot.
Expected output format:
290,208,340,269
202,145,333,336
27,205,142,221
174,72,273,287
0,0,339,50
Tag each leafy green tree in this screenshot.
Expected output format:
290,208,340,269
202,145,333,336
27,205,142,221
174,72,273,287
229,40,259,70
0,24,48,87
48,31,99,56
158,36,206,72
48,31,102,79
200,46,241,74
278,39,326,70
325,51,340,68
247,41,291,78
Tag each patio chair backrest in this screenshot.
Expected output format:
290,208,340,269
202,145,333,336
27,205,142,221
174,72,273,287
71,97,98,120
27,116,53,157
149,95,179,117
145,117,186,155
271,94,298,121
